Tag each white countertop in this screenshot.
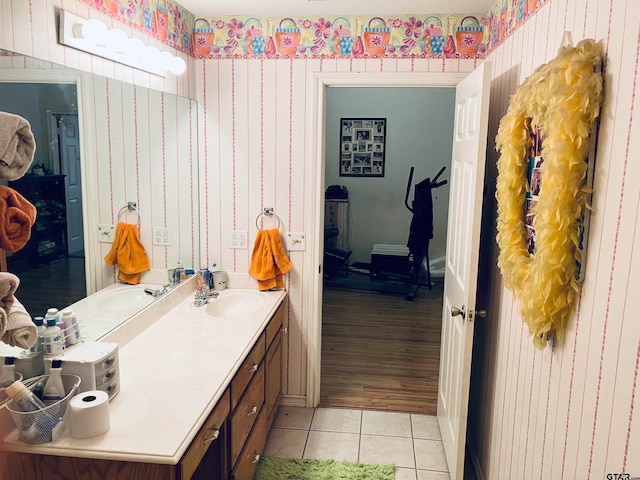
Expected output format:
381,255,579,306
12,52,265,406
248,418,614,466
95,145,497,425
1,277,286,465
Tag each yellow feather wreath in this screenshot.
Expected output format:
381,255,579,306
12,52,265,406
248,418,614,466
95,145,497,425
495,39,603,349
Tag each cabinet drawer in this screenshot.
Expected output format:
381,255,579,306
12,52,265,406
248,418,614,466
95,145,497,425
231,333,265,409
265,301,285,348
230,365,264,465
231,407,268,480
180,389,230,480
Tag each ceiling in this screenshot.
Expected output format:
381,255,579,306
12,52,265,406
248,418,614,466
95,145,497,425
177,0,496,17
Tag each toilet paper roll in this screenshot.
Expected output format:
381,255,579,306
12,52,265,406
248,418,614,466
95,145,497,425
69,390,110,439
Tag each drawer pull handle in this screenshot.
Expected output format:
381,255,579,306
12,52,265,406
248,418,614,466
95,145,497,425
246,363,259,373
251,453,260,464
246,405,258,417
203,428,220,446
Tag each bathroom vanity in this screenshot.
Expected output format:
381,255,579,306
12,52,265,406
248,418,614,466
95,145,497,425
0,277,287,480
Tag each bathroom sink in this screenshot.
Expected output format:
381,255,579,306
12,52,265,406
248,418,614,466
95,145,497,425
93,284,163,314
203,291,266,318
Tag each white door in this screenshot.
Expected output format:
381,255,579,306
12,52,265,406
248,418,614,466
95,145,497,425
58,114,84,255
437,62,492,480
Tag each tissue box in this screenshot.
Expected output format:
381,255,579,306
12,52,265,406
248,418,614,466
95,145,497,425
45,342,120,400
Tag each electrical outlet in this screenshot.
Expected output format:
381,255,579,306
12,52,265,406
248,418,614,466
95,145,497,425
286,232,306,251
153,227,171,246
230,230,247,249
97,224,115,243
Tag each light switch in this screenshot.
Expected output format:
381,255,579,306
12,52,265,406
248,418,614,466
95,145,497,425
286,232,306,251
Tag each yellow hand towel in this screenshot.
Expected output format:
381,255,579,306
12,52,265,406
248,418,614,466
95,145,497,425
249,228,293,291
104,222,150,285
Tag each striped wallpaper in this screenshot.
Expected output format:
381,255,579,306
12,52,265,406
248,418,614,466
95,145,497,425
1,0,638,478
471,1,640,478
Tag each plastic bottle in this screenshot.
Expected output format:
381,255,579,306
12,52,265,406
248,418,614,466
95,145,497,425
177,261,186,282
42,359,65,406
60,310,81,346
29,317,47,354
44,308,61,323
43,319,65,356
6,380,49,412
0,357,16,387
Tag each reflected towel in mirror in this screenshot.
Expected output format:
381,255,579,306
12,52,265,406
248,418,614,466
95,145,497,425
104,222,150,285
0,112,36,181
0,185,36,252
2,297,37,349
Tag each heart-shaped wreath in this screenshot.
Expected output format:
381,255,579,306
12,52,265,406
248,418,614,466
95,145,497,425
495,38,603,349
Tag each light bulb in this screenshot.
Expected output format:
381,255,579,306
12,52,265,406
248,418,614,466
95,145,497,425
107,28,128,54
80,18,108,47
168,57,186,75
143,46,162,68
126,37,145,61
158,51,174,70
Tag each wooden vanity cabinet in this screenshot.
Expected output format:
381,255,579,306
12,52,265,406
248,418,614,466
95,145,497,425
229,300,286,480
0,299,287,480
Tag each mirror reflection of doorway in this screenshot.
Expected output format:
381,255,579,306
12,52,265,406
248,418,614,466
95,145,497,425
0,82,86,318
319,86,455,414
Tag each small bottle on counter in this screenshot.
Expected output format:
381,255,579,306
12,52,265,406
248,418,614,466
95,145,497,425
42,359,65,406
43,319,65,356
61,310,81,346
29,317,47,354
44,308,60,323
0,357,16,388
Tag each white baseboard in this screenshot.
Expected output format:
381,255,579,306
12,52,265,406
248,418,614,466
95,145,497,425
281,394,307,408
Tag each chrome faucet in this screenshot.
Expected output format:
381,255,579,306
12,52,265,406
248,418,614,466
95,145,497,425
194,289,219,307
144,284,170,299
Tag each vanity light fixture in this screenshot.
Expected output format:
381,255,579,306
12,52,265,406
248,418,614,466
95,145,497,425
59,10,186,76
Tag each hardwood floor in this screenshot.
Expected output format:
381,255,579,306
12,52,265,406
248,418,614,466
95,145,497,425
6,254,86,319
320,277,444,415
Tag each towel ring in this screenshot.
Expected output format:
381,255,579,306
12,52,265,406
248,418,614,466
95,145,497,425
255,208,281,230
117,202,141,226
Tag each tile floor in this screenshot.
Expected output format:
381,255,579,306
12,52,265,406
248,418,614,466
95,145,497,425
263,406,477,480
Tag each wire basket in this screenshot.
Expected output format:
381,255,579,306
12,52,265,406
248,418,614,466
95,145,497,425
5,374,81,444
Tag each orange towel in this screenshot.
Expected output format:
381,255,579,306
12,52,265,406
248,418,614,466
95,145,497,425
249,228,293,291
0,185,36,252
104,222,150,285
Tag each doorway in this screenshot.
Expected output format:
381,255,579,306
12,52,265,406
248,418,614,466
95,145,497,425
319,85,456,413
305,71,468,408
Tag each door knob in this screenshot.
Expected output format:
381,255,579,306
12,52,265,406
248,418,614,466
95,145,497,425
451,305,466,319
476,309,487,318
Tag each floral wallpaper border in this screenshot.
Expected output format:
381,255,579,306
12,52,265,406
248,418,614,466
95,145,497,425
81,0,548,59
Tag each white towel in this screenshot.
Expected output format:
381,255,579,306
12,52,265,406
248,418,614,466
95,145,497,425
2,297,36,349
0,112,36,181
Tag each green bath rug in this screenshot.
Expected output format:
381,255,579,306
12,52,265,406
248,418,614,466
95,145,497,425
253,457,395,480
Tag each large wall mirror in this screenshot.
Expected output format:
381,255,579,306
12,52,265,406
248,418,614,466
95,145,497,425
0,52,200,342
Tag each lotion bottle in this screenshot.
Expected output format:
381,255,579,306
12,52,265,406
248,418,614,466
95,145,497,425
29,317,46,354
43,319,65,355
42,359,65,405
61,310,81,346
